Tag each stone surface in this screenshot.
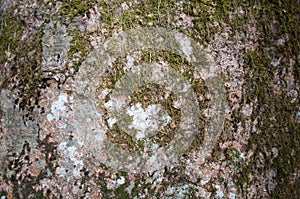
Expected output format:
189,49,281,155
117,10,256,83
0,0,299,198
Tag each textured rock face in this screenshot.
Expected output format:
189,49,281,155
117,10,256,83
42,21,72,73
0,1,299,198
0,90,38,161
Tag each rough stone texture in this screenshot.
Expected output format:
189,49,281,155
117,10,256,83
0,90,38,161
42,21,72,73
0,0,299,198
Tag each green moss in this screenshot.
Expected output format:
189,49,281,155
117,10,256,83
68,31,90,56
114,183,131,198
98,0,177,33
96,171,139,198
17,32,44,113
0,10,44,117
237,48,299,196
208,0,300,196
0,13,23,64
106,124,143,152
58,0,96,19
271,178,300,198
0,191,6,198
130,181,156,197
0,13,23,85
67,31,91,72
95,57,125,91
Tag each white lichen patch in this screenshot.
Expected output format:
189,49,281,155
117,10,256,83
296,111,300,123
164,184,194,199
214,184,224,198
116,176,126,185
242,103,253,117
173,100,181,109
126,181,135,195
271,57,281,67
57,141,84,177
124,52,141,72
180,82,191,92
47,93,68,123
229,192,236,199
175,32,193,61
126,103,172,140
106,176,126,190
199,188,208,198
107,117,117,128
104,98,126,111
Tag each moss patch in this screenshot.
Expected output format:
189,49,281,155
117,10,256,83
0,10,45,118
58,0,96,19
0,13,23,64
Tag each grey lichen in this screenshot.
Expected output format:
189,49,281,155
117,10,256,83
42,21,72,72
0,90,38,160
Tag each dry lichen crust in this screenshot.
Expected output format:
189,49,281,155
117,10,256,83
74,27,226,173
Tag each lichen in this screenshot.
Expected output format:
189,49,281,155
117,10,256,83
0,0,299,198
42,21,72,72
0,90,38,158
